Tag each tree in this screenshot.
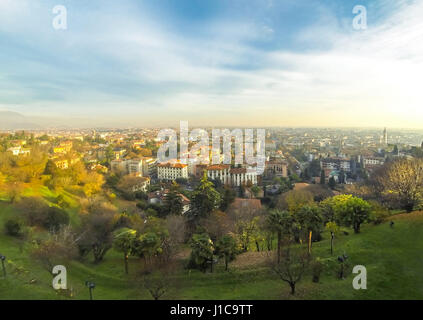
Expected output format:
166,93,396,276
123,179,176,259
331,195,371,233
325,221,340,255
188,233,214,272
200,210,233,243
188,173,221,233
268,246,309,295
17,197,49,227
117,175,146,200
78,204,116,263
219,186,236,211
132,217,169,267
235,216,260,253
31,226,78,274
44,159,57,175
138,256,178,300
279,190,314,214
374,158,423,212
328,176,336,189
320,170,326,185
309,160,321,177
266,210,294,263
43,206,70,231
393,145,399,155
163,190,183,216
113,228,137,274
320,196,337,223
295,205,323,244
164,215,186,260
215,234,238,271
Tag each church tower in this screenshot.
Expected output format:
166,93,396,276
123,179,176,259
382,127,388,146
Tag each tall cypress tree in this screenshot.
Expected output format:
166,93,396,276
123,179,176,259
320,170,325,185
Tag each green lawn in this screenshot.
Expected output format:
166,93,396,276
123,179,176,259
1,201,423,300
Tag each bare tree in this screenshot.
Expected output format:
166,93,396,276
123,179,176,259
164,215,186,261
136,256,179,300
267,244,310,295
31,226,78,274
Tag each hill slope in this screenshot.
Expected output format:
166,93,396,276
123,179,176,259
0,204,422,300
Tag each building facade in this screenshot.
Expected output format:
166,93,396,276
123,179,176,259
157,162,189,181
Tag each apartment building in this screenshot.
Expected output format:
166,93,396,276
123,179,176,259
157,162,189,181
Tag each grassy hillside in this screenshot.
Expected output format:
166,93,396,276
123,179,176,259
1,201,423,300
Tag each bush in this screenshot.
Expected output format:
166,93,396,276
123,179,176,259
136,200,148,210
311,258,324,283
43,207,70,231
369,201,390,225
5,219,23,237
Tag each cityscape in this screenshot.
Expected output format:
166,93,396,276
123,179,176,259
1,0,423,308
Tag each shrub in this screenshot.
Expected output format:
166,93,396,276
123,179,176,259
311,258,324,283
369,201,390,225
5,219,23,237
43,207,70,231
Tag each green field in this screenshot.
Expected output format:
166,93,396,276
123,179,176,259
1,201,423,300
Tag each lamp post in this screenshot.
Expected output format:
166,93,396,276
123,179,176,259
0,254,6,278
85,281,95,300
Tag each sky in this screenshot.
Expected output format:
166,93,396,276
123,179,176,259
0,0,422,128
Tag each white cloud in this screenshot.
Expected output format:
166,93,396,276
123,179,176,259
1,0,423,127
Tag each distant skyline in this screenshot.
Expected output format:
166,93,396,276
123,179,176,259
1,0,423,128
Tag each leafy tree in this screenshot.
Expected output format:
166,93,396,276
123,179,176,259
43,206,70,231
295,204,323,243
320,170,326,185
368,201,390,225
44,159,57,175
328,176,336,189
309,159,321,177
113,228,137,274
133,232,163,264
188,233,214,272
215,235,238,271
331,195,372,233
219,185,236,211
163,190,183,216
133,217,169,267
236,216,260,253
279,190,314,214
266,210,294,263
78,205,116,263
188,173,221,233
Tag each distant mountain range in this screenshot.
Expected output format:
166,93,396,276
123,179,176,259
0,111,42,130
0,111,98,130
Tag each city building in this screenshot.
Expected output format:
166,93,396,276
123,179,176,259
111,158,144,176
157,162,189,181
264,159,288,178
205,164,258,186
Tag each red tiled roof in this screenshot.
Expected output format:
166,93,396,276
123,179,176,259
207,164,230,171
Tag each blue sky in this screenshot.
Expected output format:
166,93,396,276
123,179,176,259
0,0,422,127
